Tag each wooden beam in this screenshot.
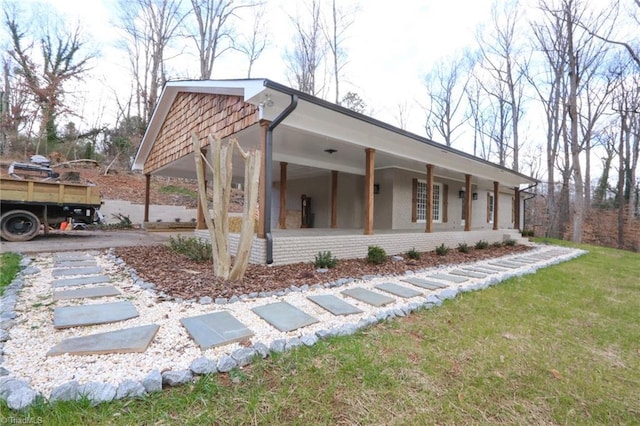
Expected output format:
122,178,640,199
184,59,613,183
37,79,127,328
514,186,521,230
196,149,207,230
331,170,338,228
144,173,151,223
426,164,434,233
493,181,499,231
258,120,270,238
364,148,375,235
279,162,287,229
465,174,472,231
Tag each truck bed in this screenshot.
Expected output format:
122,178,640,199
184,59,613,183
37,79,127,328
0,177,102,207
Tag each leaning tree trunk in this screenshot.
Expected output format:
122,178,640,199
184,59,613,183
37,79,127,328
192,132,261,281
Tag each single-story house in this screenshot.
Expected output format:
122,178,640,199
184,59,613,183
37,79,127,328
132,79,537,265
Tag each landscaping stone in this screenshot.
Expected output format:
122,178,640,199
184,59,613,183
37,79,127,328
341,287,395,307
52,275,111,288
252,301,318,332
0,330,9,342
52,286,121,301
307,295,362,315
285,337,303,351
437,288,459,300
48,324,159,356
52,266,103,277
180,311,253,349
52,301,140,329
7,386,39,410
49,381,79,402
0,377,30,400
78,382,116,406
190,357,217,375
300,333,318,346
269,339,287,353
216,354,237,373
115,380,146,399
21,266,40,275
162,370,193,387
142,370,162,393
232,348,257,367
252,342,269,358
198,296,212,305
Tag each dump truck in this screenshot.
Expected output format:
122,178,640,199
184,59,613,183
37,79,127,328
1,158,102,242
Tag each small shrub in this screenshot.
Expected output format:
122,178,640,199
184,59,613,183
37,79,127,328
457,242,470,253
174,217,181,223
475,240,489,250
168,235,212,262
367,245,387,264
315,251,338,269
492,241,504,248
435,243,450,256
504,238,517,246
406,247,420,260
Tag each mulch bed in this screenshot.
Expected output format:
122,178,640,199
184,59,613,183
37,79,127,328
114,244,533,300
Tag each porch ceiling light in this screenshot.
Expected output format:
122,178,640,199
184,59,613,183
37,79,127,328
324,148,337,154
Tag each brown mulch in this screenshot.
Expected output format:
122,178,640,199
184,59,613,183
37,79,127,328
114,244,533,300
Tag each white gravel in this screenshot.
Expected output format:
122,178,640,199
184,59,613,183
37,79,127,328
2,245,585,397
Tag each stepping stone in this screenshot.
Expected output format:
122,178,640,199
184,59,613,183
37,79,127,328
429,273,469,283
53,286,121,301
47,324,159,356
52,275,111,288
53,301,138,329
341,287,395,307
54,260,98,268
402,277,448,290
511,257,537,264
53,253,93,261
181,311,254,349
307,295,363,315
449,269,486,279
489,261,522,269
375,282,423,298
462,266,500,274
252,302,318,332
52,266,103,277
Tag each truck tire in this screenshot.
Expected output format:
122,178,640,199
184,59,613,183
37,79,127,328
0,210,41,242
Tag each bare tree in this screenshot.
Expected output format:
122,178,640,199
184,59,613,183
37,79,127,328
476,0,528,172
188,0,256,79
322,0,357,104
4,9,93,153
233,3,269,78
340,91,367,113
118,0,185,123
423,54,471,146
286,0,326,95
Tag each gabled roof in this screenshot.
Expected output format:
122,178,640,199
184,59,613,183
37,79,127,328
133,79,536,189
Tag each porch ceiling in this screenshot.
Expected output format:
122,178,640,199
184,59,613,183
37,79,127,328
138,79,536,191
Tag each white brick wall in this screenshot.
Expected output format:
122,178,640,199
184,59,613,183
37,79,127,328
195,228,525,266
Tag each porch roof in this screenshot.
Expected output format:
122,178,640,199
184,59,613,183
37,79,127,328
133,79,536,189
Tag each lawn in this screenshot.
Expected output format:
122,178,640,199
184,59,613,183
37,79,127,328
2,241,639,425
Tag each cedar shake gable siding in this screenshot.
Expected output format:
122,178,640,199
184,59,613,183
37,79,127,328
143,93,259,175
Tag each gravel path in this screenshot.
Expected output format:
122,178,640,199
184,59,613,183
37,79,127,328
0,244,585,408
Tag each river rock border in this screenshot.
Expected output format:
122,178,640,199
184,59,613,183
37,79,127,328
0,246,586,410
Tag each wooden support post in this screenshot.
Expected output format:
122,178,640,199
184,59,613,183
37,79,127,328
465,174,472,231
279,162,287,229
514,186,521,230
493,181,499,231
258,120,270,238
144,173,151,223
426,164,434,233
364,148,375,235
331,170,338,228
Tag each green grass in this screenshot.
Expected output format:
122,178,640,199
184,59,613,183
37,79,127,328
3,241,640,424
0,252,21,295
158,184,198,199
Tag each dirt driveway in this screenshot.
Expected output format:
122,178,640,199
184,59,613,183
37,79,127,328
0,229,190,254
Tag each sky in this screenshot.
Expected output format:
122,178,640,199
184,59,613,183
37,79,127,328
4,0,497,142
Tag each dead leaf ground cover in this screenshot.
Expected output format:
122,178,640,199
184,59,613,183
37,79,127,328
114,244,532,299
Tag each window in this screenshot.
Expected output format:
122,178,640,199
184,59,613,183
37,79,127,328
487,193,494,223
412,179,443,223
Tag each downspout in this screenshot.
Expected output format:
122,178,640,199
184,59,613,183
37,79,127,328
265,94,298,264
521,182,538,234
